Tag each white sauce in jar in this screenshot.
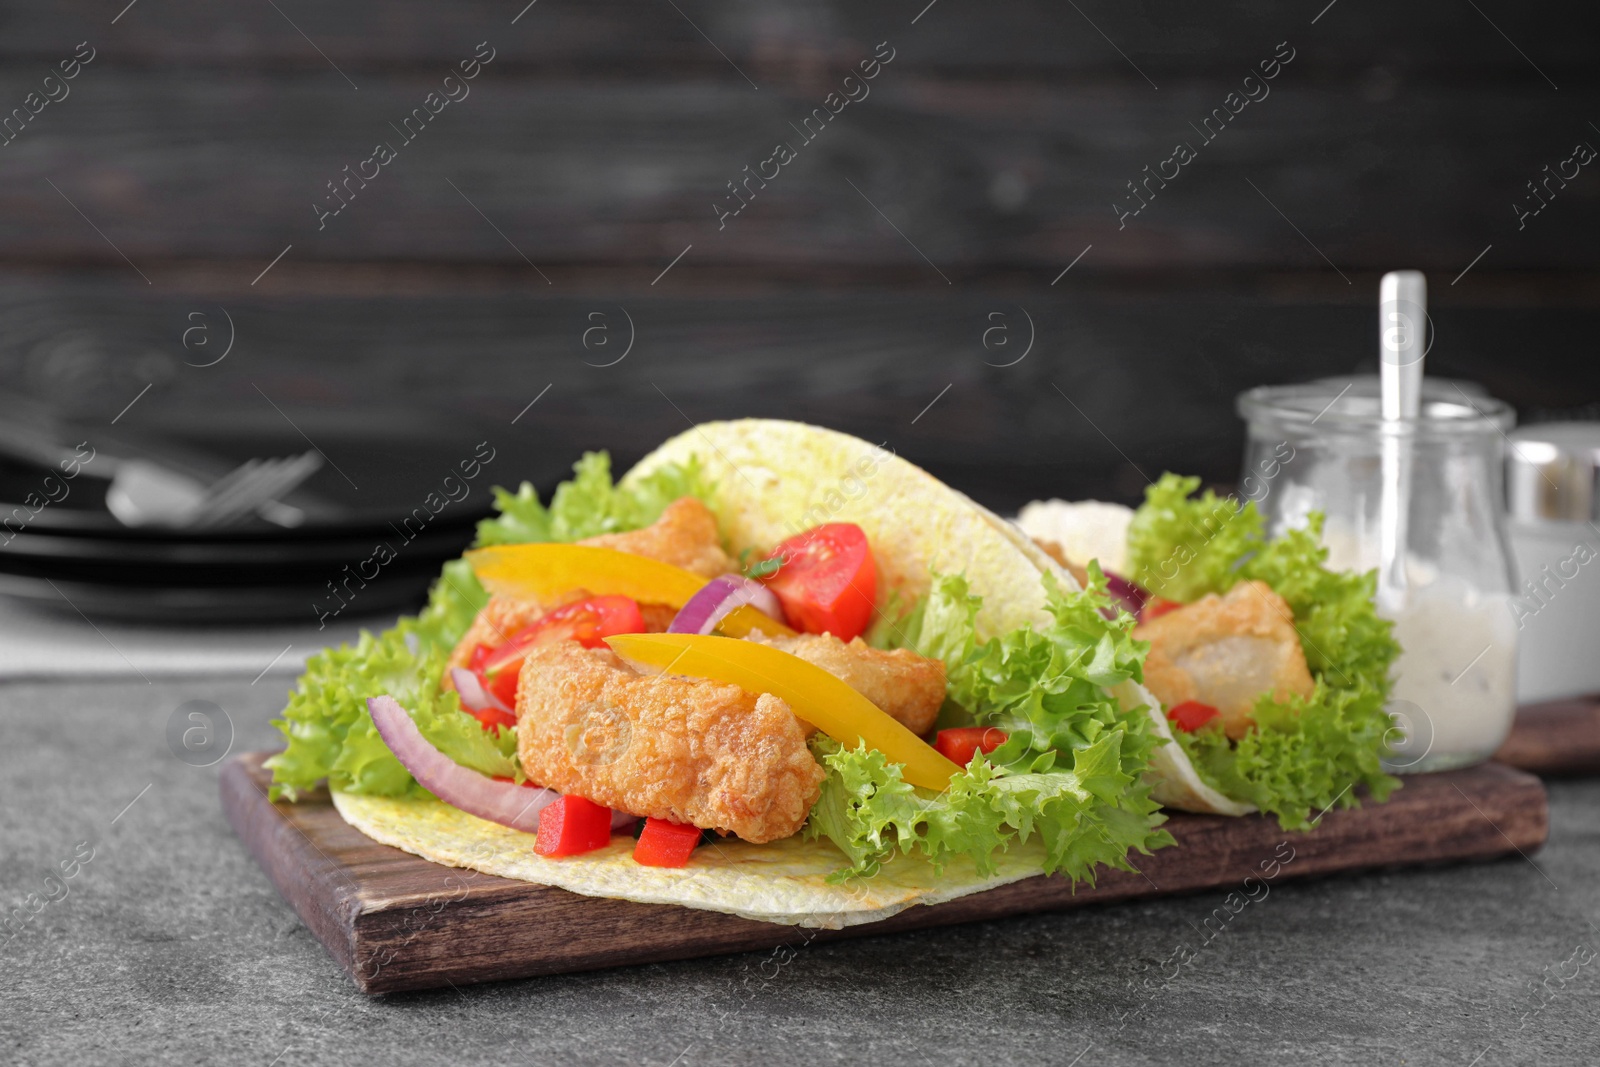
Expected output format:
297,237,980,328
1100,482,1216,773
1384,578,1519,765
1319,521,1519,767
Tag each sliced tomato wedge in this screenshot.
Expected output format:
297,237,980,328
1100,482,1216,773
533,795,614,857
933,726,1009,767
1167,700,1220,733
478,595,646,709
633,817,702,868
466,701,517,731
758,523,877,641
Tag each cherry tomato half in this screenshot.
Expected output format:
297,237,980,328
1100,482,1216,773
479,595,645,709
758,523,877,641
933,726,1009,767
1167,700,1220,733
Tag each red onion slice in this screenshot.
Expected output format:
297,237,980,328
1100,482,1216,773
450,667,513,714
667,574,787,636
611,811,640,831
367,695,562,833
1103,570,1150,621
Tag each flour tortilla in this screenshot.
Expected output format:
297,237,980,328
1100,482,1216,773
333,790,1055,929
332,421,1244,927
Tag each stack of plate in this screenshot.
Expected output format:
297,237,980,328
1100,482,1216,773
0,445,487,625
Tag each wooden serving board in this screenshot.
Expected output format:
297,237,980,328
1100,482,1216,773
1495,695,1600,776
221,753,1547,994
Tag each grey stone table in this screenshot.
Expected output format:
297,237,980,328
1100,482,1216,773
3,676,1597,1067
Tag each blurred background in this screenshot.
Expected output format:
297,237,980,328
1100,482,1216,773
0,0,1597,630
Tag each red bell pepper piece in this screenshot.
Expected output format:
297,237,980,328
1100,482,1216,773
533,795,614,857
1167,700,1220,733
933,726,1009,767
633,817,702,868
1142,597,1184,621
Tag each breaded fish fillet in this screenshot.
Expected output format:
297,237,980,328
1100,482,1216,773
447,496,732,674
515,642,824,843
582,497,737,580
1135,579,1315,740
744,632,946,736
1030,538,1090,590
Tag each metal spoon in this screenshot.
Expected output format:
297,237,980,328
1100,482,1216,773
1377,270,1427,613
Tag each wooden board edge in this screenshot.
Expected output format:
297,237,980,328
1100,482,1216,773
307,762,1548,993
219,756,366,982
1496,697,1600,777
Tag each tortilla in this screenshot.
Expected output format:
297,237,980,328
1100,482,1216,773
332,790,1054,928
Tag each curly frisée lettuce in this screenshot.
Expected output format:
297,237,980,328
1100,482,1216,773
265,454,712,801
475,452,712,546
805,568,1173,880
1125,473,1401,829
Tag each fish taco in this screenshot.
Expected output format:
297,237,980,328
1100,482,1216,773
1016,474,1402,829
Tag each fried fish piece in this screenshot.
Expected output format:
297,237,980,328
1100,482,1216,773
515,642,823,843
581,497,737,580
743,631,946,736
446,497,733,674
1030,538,1090,590
1134,579,1315,740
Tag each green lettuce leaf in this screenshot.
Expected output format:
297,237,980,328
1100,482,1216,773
1125,473,1401,828
474,452,711,546
266,454,711,800
1124,473,1263,602
807,567,1172,879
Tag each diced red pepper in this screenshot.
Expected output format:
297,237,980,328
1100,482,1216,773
632,817,702,868
533,795,614,857
1142,597,1185,620
933,726,1009,767
1167,700,1220,733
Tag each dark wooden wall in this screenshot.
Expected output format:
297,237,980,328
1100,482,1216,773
2,0,1597,511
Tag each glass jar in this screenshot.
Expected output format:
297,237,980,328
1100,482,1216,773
1236,376,1518,773
1505,422,1600,704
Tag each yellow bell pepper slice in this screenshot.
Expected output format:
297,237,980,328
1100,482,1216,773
604,632,961,791
464,543,792,638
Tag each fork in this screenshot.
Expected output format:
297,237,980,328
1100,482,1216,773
107,451,324,529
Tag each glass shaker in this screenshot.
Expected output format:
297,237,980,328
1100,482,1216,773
1236,376,1519,773
1505,422,1600,704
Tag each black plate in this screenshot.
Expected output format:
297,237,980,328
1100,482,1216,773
0,419,515,539
0,570,434,624
0,521,477,568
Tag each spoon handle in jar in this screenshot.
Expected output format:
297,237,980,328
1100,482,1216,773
1378,270,1427,613
1380,270,1427,419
